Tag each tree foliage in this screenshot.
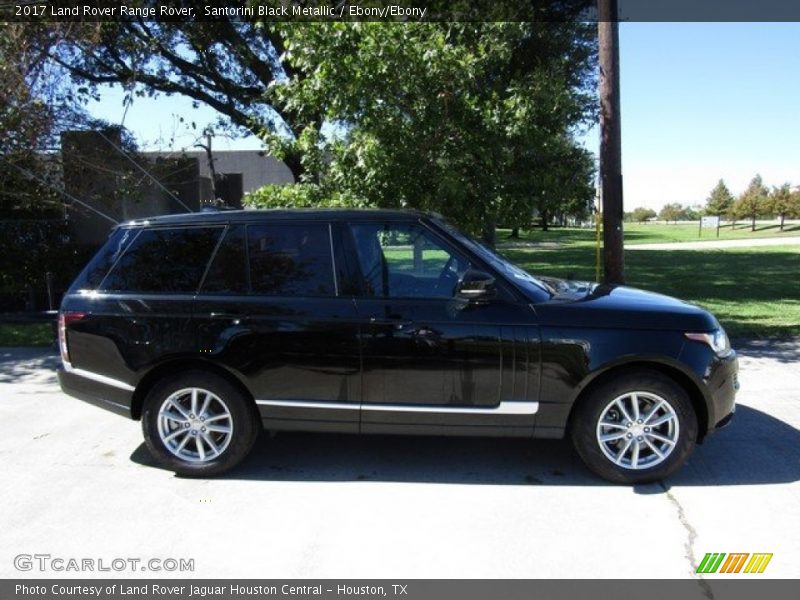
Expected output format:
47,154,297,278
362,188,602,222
631,207,656,222
50,13,597,241
732,174,769,231
0,22,105,215
768,183,800,231
49,15,311,179
704,179,733,217
659,203,684,223
253,21,597,239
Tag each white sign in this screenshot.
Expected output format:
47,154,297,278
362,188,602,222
701,216,720,228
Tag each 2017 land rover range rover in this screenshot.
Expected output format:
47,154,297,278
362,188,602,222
57,209,738,483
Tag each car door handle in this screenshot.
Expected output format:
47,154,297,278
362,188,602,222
413,326,436,337
209,312,245,321
369,317,413,329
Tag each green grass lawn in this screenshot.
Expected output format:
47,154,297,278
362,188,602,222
625,222,800,245
498,241,800,339
0,322,55,347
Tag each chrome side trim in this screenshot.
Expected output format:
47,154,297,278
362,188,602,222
256,399,538,415
63,363,136,392
256,399,360,410
364,401,539,415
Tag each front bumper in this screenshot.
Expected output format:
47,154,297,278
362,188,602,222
58,367,134,419
705,351,739,431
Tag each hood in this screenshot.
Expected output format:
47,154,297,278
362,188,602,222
534,277,718,332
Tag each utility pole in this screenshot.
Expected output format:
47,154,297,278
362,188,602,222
598,0,625,284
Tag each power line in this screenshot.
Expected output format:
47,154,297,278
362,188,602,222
1,156,119,225
94,129,194,213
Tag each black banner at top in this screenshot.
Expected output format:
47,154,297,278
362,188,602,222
4,0,800,23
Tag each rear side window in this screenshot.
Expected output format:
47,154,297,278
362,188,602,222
101,227,222,293
69,227,138,291
247,223,335,296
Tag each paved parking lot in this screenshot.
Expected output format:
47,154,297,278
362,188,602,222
1,341,798,581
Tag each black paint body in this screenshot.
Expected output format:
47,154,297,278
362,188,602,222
57,210,737,441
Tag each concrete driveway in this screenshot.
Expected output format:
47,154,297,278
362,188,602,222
0,342,798,580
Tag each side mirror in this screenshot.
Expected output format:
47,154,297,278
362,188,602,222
455,270,496,302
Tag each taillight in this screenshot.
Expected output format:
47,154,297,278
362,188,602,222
58,311,85,365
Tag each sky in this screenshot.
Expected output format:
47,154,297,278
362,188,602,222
88,22,800,212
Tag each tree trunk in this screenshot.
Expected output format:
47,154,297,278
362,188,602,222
541,209,549,232
282,149,305,183
780,214,785,231
751,215,756,231
509,227,519,239
481,221,496,248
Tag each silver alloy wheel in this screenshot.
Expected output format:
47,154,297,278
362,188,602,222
595,391,680,470
157,388,233,463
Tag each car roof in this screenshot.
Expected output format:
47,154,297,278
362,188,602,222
122,208,434,227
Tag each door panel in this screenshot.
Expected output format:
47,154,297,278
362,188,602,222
196,222,361,433
345,221,540,433
357,299,499,407
195,295,361,432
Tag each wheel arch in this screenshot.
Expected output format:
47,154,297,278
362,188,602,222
130,358,255,421
565,358,711,442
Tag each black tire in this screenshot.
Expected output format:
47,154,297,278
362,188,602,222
141,370,260,477
570,369,698,484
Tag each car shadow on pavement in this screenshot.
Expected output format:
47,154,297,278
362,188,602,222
130,404,800,488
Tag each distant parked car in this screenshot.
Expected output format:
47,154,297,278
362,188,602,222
58,209,738,483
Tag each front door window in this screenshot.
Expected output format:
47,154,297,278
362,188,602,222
349,223,472,299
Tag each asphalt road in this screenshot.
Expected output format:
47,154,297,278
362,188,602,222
1,342,798,581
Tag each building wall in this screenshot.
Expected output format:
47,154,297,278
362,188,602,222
62,131,207,245
146,150,295,200
62,133,293,246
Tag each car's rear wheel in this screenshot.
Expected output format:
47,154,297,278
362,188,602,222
142,371,260,477
571,370,698,484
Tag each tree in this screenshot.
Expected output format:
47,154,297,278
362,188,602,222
513,138,596,232
704,179,733,218
732,175,769,232
682,205,702,221
768,183,798,231
631,207,656,223
50,12,596,243
49,17,310,178
0,23,99,214
246,21,597,243
659,203,684,223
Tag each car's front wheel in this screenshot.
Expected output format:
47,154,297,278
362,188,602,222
141,371,260,477
571,369,698,484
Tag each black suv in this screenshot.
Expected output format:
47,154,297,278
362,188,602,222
58,209,738,483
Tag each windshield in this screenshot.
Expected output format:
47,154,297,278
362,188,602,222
434,219,554,300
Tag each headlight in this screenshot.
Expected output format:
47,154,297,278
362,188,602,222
685,328,732,357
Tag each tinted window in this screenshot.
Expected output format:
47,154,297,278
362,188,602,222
247,223,335,296
349,223,472,298
70,227,138,291
101,227,222,293
201,225,248,294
